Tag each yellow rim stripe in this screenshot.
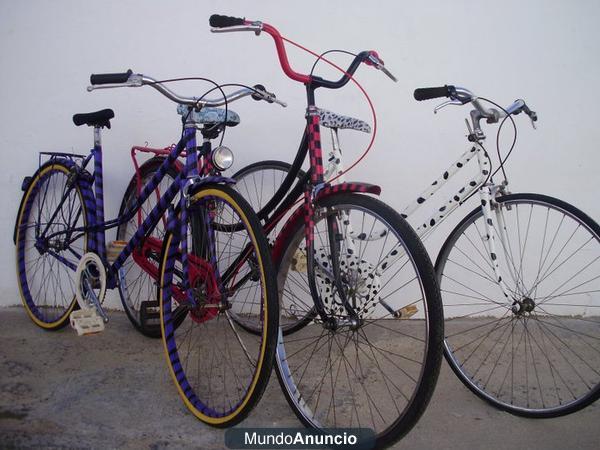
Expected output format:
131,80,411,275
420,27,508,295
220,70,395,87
159,187,269,425
15,164,86,329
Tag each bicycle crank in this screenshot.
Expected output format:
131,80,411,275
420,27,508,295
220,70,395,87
71,252,108,335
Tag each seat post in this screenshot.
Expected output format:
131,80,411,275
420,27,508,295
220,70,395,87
92,125,107,263
93,126,102,148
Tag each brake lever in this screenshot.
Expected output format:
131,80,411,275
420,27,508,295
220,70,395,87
529,116,537,130
523,107,538,130
366,53,398,82
210,23,263,35
379,65,398,82
434,99,463,114
253,87,287,107
270,96,287,108
86,74,143,92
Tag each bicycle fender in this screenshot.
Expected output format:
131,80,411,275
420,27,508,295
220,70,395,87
315,181,381,200
186,176,236,196
271,206,305,266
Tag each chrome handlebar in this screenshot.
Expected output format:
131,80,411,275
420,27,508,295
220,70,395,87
434,86,537,128
87,73,286,108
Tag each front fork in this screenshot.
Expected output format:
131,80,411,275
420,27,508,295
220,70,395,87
478,184,515,304
304,109,359,327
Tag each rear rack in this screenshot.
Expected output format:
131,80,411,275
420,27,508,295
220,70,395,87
38,151,88,169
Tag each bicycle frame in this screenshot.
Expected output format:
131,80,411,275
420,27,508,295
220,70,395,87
321,125,516,302
38,125,225,297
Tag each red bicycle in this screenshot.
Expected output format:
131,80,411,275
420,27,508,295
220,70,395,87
209,14,444,447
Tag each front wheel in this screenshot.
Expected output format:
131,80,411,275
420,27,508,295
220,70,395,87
437,193,600,417
274,193,443,447
158,183,278,427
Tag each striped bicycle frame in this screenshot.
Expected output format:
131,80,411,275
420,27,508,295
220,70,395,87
40,126,215,291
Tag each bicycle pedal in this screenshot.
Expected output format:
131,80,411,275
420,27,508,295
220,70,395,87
396,304,418,319
70,308,105,336
107,240,127,264
291,249,307,272
140,300,161,333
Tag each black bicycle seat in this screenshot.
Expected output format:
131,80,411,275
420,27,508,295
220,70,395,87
72,109,114,129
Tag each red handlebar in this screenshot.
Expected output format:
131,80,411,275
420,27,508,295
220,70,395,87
246,20,311,84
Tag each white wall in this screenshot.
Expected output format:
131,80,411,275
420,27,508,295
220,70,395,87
1,0,599,308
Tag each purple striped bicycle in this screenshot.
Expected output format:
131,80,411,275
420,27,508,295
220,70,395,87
14,71,283,426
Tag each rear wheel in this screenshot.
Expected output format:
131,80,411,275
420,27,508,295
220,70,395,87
437,193,600,417
233,160,311,333
159,184,278,427
116,157,179,337
15,161,89,330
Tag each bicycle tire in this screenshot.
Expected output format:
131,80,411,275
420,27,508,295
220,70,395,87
233,160,314,335
158,183,279,427
116,156,180,337
437,192,600,417
15,160,91,330
232,160,306,221
274,192,443,447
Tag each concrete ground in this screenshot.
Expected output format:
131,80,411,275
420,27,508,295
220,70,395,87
0,306,598,450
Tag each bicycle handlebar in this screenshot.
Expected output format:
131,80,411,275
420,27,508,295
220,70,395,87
209,15,397,87
414,84,538,124
88,71,286,107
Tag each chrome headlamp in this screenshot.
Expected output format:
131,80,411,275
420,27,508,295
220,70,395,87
211,146,234,171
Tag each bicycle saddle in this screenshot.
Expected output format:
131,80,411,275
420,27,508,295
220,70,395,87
176,105,240,127
316,108,371,133
72,109,114,129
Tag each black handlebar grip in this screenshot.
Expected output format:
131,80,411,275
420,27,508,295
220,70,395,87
209,14,245,28
90,69,133,85
413,85,455,101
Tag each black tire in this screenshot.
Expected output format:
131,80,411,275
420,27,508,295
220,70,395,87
274,192,443,447
232,160,313,334
436,193,600,417
158,183,279,427
15,160,90,330
116,156,180,337
232,159,305,222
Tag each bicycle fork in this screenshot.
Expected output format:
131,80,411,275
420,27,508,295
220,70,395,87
304,108,361,329
478,185,517,306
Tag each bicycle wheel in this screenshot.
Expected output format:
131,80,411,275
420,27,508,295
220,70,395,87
233,160,312,333
275,192,443,447
232,159,305,225
437,192,600,417
158,183,278,427
116,156,179,337
15,161,90,330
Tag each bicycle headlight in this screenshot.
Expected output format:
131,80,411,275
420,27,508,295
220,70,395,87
211,146,234,171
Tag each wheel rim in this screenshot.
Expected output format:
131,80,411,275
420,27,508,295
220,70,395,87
276,199,433,438
16,165,87,327
439,197,600,413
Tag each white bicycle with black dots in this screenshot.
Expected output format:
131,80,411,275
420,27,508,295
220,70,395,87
234,84,600,418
